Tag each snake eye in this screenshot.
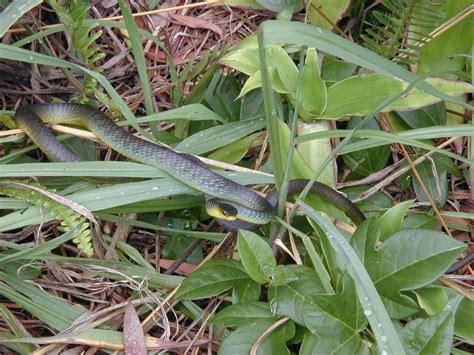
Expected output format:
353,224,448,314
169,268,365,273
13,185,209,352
218,203,238,220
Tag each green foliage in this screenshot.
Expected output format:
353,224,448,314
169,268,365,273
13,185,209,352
0,181,93,256
48,0,105,102
343,116,391,179
0,1,471,352
178,211,466,353
362,0,444,64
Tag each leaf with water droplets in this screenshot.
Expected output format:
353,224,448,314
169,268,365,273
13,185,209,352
399,296,462,354
269,271,365,353
364,229,465,319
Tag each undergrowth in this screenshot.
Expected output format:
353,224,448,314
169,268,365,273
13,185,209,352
0,0,472,354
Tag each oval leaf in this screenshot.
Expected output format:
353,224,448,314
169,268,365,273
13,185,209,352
237,230,276,284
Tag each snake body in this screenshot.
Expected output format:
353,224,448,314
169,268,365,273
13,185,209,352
13,103,365,230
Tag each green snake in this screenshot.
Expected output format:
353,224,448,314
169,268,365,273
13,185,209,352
13,103,365,230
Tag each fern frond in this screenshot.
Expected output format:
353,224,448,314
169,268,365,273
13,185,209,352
0,181,94,256
361,0,444,65
48,0,105,103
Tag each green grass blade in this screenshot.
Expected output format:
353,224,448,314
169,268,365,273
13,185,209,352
295,125,474,165
98,213,225,242
176,116,266,154
26,255,183,288
0,271,85,331
116,0,154,116
0,170,273,232
0,161,167,178
0,226,80,264
0,0,42,38
0,44,152,139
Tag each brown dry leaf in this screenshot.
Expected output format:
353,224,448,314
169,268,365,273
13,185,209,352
158,259,197,275
170,14,223,38
124,303,147,355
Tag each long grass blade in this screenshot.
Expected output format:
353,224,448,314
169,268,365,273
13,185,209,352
0,0,42,38
117,0,154,116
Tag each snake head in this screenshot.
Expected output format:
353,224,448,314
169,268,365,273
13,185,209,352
206,199,239,221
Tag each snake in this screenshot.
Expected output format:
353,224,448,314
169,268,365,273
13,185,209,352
13,103,365,230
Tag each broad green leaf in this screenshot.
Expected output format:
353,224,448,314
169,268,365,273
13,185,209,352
307,0,351,30
264,45,298,94
208,133,259,164
220,47,260,76
377,200,414,242
218,318,294,355
223,42,298,98
213,302,273,327
297,121,334,186
267,264,327,300
232,277,261,303
322,74,405,119
401,215,439,230
256,0,286,12
397,102,447,128
162,235,202,264
342,117,391,179
413,286,449,315
240,90,265,119
276,119,315,179
351,217,381,264
321,56,356,83
365,230,465,318
321,74,473,119
455,298,474,343
300,48,327,118
300,331,365,355
237,46,299,98
204,73,241,121
412,160,448,208
175,260,253,300
418,1,473,76
269,265,298,286
269,274,364,354
239,68,290,97
387,78,473,112
296,200,407,354
399,296,462,355
400,312,455,354
237,230,276,284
